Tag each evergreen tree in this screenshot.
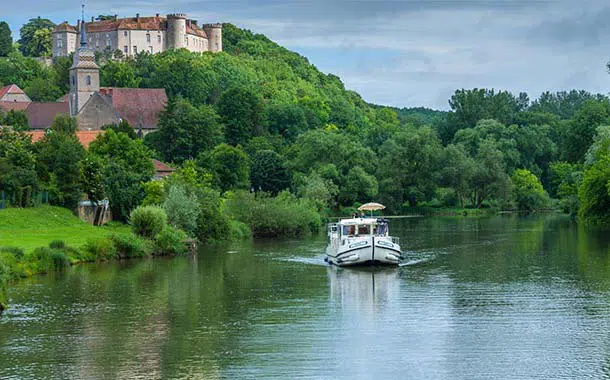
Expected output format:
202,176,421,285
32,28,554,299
0,22,13,57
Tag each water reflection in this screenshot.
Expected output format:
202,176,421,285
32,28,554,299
327,267,400,310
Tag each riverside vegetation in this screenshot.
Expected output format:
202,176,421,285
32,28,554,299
3,21,610,309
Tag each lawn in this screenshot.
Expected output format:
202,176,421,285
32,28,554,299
0,206,130,252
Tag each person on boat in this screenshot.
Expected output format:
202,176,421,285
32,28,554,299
360,211,365,218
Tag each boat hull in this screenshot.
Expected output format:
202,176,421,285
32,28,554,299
326,238,402,267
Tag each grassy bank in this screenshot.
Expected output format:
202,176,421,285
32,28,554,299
0,206,129,252
0,206,188,312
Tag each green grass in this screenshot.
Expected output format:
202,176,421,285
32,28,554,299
0,206,129,252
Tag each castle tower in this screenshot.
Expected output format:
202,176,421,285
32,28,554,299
69,7,100,116
203,23,222,52
52,22,78,58
166,14,187,50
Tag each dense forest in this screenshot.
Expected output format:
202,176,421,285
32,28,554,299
2,20,610,230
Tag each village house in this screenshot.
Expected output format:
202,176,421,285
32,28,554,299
0,18,168,132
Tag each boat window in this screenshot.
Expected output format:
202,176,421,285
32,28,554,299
342,225,356,236
357,225,370,235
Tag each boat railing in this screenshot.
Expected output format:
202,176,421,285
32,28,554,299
391,236,400,245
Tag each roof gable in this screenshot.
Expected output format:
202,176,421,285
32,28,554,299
99,87,168,129
0,84,26,99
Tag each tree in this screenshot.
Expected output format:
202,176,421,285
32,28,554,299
378,127,443,210
163,184,199,237
511,169,548,212
24,77,62,101
1,110,29,131
18,18,55,57
560,99,610,163
89,130,154,220
101,120,137,139
36,118,86,209
198,144,249,192
470,139,511,208
263,103,308,140
550,161,581,214
152,97,223,163
0,22,13,57
0,129,38,207
341,166,378,205
250,150,290,194
440,144,476,207
100,60,141,88
217,87,264,146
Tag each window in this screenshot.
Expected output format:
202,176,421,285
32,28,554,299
185,36,188,46
357,225,370,235
124,30,128,36
95,40,99,47
146,33,151,43
106,39,111,47
133,46,137,54
149,46,153,53
71,75,75,86
57,38,63,48
86,75,91,85
157,35,161,43
123,45,128,53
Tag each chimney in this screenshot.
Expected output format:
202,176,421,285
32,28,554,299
136,13,140,22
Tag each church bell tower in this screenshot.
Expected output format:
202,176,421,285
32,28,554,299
69,5,99,116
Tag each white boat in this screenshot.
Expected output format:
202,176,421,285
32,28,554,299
325,217,402,266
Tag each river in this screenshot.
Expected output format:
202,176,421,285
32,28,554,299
2,214,610,379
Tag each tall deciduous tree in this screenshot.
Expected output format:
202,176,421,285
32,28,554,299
0,22,13,57
198,144,249,192
250,150,290,194
18,17,54,57
217,87,264,146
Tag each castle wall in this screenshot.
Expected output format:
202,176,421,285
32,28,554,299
52,31,78,58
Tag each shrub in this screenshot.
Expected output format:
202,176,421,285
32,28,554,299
110,233,151,258
84,238,117,261
154,226,188,256
25,247,56,273
225,190,322,238
129,205,168,238
230,220,252,240
49,240,66,249
49,251,70,268
163,185,199,237
0,247,25,259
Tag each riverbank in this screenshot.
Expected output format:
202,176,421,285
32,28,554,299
0,206,187,312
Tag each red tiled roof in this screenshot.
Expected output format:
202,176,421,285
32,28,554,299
26,130,104,148
152,159,175,174
0,101,31,112
54,22,77,33
99,87,167,129
79,16,206,37
25,102,71,129
0,84,26,99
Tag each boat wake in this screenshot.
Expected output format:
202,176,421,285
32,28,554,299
276,255,328,266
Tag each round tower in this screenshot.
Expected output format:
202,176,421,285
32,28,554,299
166,14,187,50
203,23,222,52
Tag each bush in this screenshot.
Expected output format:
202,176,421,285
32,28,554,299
110,234,151,258
49,250,70,268
49,240,66,249
84,238,117,261
24,247,71,273
225,190,322,238
154,226,188,256
129,205,168,238
0,247,25,259
230,220,252,240
163,185,199,237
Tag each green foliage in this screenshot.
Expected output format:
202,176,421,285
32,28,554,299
109,233,151,258
195,186,231,242
0,22,13,57
229,220,252,240
101,120,137,139
560,99,610,163
151,97,223,163
550,162,582,214
18,17,54,57
48,240,65,249
153,226,188,256
225,190,321,237
142,180,165,206
80,154,106,204
163,185,199,237
199,144,250,192
83,238,117,261
89,130,154,220
36,122,85,209
250,150,290,194
24,77,62,101
511,169,549,211
100,60,141,88
217,87,264,146
129,205,168,238
1,110,29,130
0,129,38,207
578,127,610,225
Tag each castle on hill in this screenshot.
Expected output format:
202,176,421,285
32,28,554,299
52,13,222,59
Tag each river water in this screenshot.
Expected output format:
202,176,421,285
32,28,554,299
2,215,610,379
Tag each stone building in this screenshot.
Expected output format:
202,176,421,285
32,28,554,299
53,13,222,59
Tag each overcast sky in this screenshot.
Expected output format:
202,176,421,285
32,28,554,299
4,0,610,110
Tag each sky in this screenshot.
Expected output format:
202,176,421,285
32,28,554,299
4,0,610,110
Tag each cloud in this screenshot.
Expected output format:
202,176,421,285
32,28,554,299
4,0,610,109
